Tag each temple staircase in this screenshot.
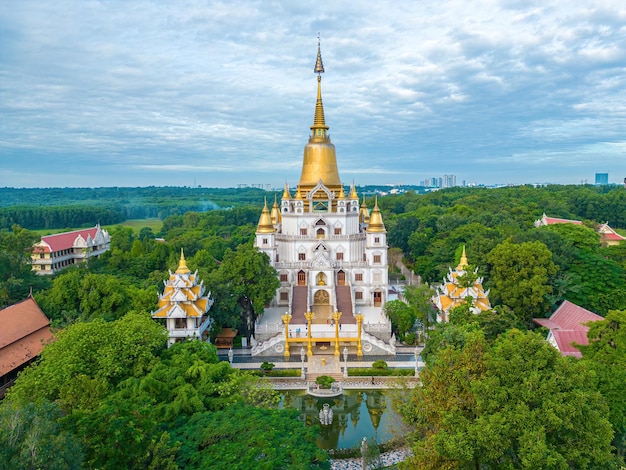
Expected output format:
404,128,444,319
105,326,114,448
335,285,355,324
291,286,308,323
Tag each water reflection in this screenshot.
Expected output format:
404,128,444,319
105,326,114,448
281,390,406,450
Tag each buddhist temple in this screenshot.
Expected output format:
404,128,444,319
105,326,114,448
432,246,491,322
151,249,214,347
253,39,393,357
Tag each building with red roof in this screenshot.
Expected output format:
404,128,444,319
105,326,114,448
534,212,583,227
31,224,110,275
533,300,603,358
0,296,55,398
597,222,626,246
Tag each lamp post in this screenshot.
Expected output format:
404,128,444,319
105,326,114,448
354,312,364,357
343,346,349,378
227,348,233,365
281,312,292,358
304,311,314,356
300,346,306,379
332,311,342,356
414,346,420,376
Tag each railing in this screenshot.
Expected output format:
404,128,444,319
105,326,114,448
364,322,392,333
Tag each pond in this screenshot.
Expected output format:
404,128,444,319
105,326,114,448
280,389,409,451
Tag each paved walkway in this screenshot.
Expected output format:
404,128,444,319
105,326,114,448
330,447,413,469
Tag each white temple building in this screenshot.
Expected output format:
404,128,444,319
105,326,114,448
152,250,213,347
253,41,394,357
432,247,491,322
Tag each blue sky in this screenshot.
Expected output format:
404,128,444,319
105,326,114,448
1,1,625,188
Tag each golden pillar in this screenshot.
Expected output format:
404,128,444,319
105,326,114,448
332,311,342,356
355,312,364,357
304,311,315,356
281,313,292,357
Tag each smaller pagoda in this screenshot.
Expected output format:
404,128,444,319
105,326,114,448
432,247,491,322
152,249,213,347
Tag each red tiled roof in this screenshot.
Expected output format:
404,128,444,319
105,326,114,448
543,216,583,225
533,300,603,358
0,297,55,376
552,330,590,358
39,227,100,253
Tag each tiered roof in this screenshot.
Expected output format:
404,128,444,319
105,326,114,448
0,296,54,377
433,247,491,321
597,222,626,243
534,213,583,227
152,250,212,319
533,300,603,358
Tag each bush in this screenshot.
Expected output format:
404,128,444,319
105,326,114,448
260,361,275,373
348,368,414,377
372,359,388,370
315,375,336,389
250,369,301,377
403,332,417,345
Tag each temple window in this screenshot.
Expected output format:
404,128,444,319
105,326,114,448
262,238,268,245
316,228,325,239
355,291,363,300
280,273,288,282
374,255,381,264
300,228,307,236
334,227,341,235
374,237,380,243
355,273,363,282
280,292,289,301
336,252,344,261
298,253,306,261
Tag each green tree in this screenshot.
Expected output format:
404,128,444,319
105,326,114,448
209,243,279,341
0,401,83,470
384,300,417,340
7,312,167,407
486,239,558,324
172,404,329,469
580,309,626,459
402,328,617,469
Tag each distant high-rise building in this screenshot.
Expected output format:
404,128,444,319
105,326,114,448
595,173,609,185
442,174,457,188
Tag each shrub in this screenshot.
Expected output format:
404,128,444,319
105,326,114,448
348,368,414,377
372,359,388,370
250,369,300,377
260,361,275,372
315,375,336,389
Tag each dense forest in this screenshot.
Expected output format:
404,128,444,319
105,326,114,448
1,183,625,468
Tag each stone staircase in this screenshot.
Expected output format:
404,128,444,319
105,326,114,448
335,285,355,323
306,371,344,382
291,285,308,323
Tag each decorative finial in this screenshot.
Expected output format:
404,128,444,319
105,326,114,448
314,34,325,75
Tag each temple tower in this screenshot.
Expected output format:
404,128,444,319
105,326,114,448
152,250,214,346
254,40,391,356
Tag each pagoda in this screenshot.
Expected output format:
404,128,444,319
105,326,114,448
152,250,213,347
432,247,491,322
253,39,392,357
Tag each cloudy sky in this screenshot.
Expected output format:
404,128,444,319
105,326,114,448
1,1,625,188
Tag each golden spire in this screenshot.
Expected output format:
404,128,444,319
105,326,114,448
270,195,282,224
367,197,386,233
295,185,303,200
256,197,275,234
175,248,190,274
349,181,358,199
338,185,346,199
298,36,342,193
456,246,469,270
282,183,291,199
359,196,369,224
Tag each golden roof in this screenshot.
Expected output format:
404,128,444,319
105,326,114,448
270,195,282,224
367,197,386,233
175,249,190,274
256,198,275,234
349,182,358,199
298,39,342,193
282,183,291,199
359,197,369,224
456,246,469,270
